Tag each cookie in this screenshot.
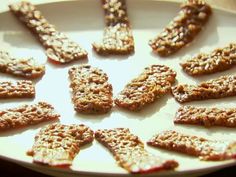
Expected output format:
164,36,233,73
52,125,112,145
172,75,236,103
0,102,60,131
92,0,134,55
95,128,178,173
149,0,211,56
181,43,236,76
174,106,236,127
148,130,236,161
0,80,35,99
69,65,113,114
115,65,176,111
9,1,87,64
0,51,45,79
27,123,94,166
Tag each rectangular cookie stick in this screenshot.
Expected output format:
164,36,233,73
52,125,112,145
171,75,236,103
68,65,113,114
149,0,211,56
92,0,134,55
0,80,35,99
0,51,45,79
181,43,236,76
27,123,94,166
9,1,87,64
0,102,60,131
95,128,178,174
175,106,236,127
147,130,236,161
115,65,176,111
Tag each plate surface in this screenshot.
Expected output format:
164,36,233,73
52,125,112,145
0,0,236,176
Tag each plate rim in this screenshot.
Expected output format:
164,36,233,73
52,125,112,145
0,0,236,176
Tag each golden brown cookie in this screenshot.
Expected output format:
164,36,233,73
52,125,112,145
27,123,94,166
9,1,87,64
95,128,178,173
148,130,236,161
149,0,211,56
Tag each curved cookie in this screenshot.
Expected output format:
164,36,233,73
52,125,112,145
95,128,178,173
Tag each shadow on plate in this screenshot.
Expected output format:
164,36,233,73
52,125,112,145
91,50,135,61
74,110,112,123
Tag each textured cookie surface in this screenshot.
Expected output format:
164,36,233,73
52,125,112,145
93,0,134,55
9,1,87,64
175,106,236,127
149,0,211,56
69,65,113,114
0,80,35,99
172,75,236,103
0,51,45,79
27,123,94,166
181,43,236,76
0,102,60,131
115,65,176,111
95,128,178,173
148,130,236,161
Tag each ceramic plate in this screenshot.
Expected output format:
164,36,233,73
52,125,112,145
0,0,236,176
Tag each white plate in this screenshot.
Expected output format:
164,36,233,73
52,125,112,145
0,0,236,176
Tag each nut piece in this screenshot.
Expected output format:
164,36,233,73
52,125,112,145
27,123,94,166
149,0,212,56
171,75,236,103
0,102,60,131
174,106,236,127
0,51,45,79
95,128,178,174
0,80,35,99
92,0,134,55
9,1,87,64
115,65,176,111
68,64,113,114
181,43,236,76
148,130,236,161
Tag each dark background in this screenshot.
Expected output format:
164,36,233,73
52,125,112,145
0,159,235,177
